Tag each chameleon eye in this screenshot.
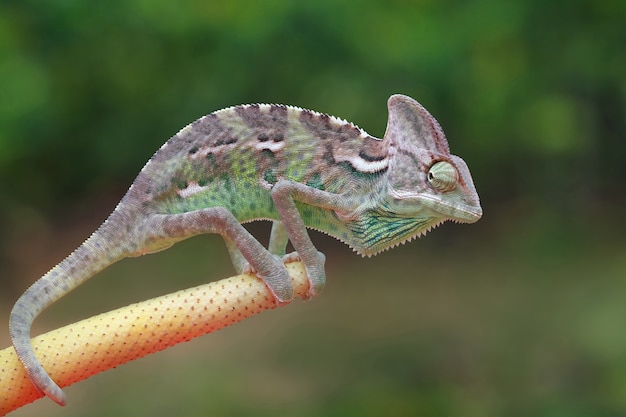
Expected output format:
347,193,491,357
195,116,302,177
427,161,458,192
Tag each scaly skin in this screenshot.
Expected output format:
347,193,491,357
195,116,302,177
10,94,482,405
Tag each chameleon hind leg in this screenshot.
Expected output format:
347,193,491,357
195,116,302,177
268,220,289,256
223,237,249,274
152,207,294,303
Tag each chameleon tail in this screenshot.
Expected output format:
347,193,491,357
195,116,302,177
9,224,128,406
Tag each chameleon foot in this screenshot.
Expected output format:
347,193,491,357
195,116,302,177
240,255,293,305
283,251,326,299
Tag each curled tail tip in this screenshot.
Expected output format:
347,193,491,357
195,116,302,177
48,387,68,406
10,327,68,406
29,374,67,406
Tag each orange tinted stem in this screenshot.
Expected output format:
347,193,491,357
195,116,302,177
0,262,309,415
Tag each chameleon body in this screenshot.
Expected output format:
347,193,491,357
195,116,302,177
10,94,482,405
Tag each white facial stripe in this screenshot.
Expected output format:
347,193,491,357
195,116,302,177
349,156,389,173
176,181,208,198
389,188,421,199
255,140,285,152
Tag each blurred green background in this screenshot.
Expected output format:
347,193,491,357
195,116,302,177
1,0,625,416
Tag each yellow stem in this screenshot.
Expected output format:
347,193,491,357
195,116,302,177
0,261,309,415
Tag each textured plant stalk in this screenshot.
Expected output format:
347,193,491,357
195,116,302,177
0,261,309,415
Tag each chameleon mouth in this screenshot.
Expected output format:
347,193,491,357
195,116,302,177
417,193,483,225
454,205,483,224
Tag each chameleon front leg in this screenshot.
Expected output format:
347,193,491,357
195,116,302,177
268,221,318,280
224,220,288,274
271,181,349,298
154,207,293,303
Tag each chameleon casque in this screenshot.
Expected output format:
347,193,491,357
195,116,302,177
10,94,482,405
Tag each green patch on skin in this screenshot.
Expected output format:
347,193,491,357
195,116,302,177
220,172,232,192
306,172,325,191
264,169,277,185
300,207,313,219
260,149,275,160
206,153,218,170
173,178,188,190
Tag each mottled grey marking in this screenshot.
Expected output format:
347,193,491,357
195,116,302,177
358,150,385,162
214,136,238,146
299,110,363,143
235,104,289,142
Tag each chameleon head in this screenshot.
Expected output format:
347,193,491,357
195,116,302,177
382,94,482,232
385,153,482,224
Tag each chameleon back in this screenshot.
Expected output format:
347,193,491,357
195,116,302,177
130,104,389,225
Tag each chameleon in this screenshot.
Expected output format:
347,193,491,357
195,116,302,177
9,94,482,406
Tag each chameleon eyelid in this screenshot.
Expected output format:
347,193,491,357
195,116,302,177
427,161,458,192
